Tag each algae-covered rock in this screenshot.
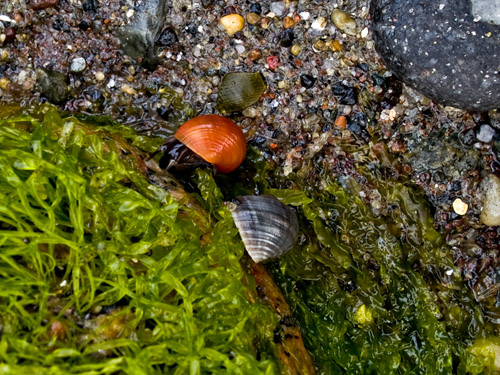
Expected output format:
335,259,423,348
480,174,500,226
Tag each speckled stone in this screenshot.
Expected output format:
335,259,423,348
370,0,500,111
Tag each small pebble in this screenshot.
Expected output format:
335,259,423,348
300,74,316,89
480,174,500,226
30,0,59,10
248,48,262,61
157,27,178,47
70,57,86,73
452,198,468,216
270,1,286,17
220,14,245,36
246,13,261,25
283,16,295,29
4,27,16,43
290,44,302,56
335,115,347,129
476,124,496,143
267,56,280,70
311,17,327,31
331,9,357,36
95,71,105,81
122,84,136,95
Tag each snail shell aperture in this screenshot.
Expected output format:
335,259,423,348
230,195,299,263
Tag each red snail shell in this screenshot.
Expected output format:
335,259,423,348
174,114,246,173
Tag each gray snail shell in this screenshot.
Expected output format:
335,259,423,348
230,195,299,263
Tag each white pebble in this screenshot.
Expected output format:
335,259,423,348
452,198,468,216
480,174,500,226
311,17,327,31
299,11,310,20
361,27,369,38
476,124,496,143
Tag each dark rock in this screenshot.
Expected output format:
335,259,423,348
370,0,500,111
279,29,294,47
82,0,98,13
332,84,358,105
36,68,68,104
300,74,316,89
115,0,168,67
156,27,178,47
4,27,16,43
250,3,263,14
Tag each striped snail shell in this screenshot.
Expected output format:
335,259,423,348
230,195,299,263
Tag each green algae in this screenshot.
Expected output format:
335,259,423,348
0,106,279,374
0,105,498,375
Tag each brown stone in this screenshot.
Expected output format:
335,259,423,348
30,0,59,10
248,48,262,62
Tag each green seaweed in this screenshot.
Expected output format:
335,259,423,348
0,106,278,374
0,105,498,375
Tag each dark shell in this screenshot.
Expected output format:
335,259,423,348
230,195,299,263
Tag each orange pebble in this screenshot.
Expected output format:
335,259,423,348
335,115,347,129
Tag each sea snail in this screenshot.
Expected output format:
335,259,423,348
230,195,299,263
159,114,247,173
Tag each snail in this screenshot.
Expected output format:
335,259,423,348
230,195,299,263
159,114,247,173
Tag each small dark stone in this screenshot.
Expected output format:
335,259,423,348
249,3,262,14
4,27,16,43
254,136,267,145
157,27,178,46
371,73,386,88
370,0,500,111
272,128,281,138
279,29,294,48
82,0,97,13
186,24,197,35
332,84,358,105
52,17,69,32
300,74,316,89
78,20,91,31
347,121,362,134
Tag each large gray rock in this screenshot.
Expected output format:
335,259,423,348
370,0,500,111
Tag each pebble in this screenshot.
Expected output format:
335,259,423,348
267,56,280,70
311,17,327,31
335,115,347,129
476,124,496,143
220,14,245,36
248,48,262,61
479,174,500,226
300,74,316,89
70,57,86,73
4,27,16,43
290,44,302,56
452,198,468,216
29,0,59,10
246,13,261,25
95,71,105,81
122,84,137,95
269,2,286,18
283,16,295,29
331,9,357,36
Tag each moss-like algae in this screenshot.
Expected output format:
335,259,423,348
0,106,498,374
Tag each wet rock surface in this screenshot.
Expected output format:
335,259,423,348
370,0,500,111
